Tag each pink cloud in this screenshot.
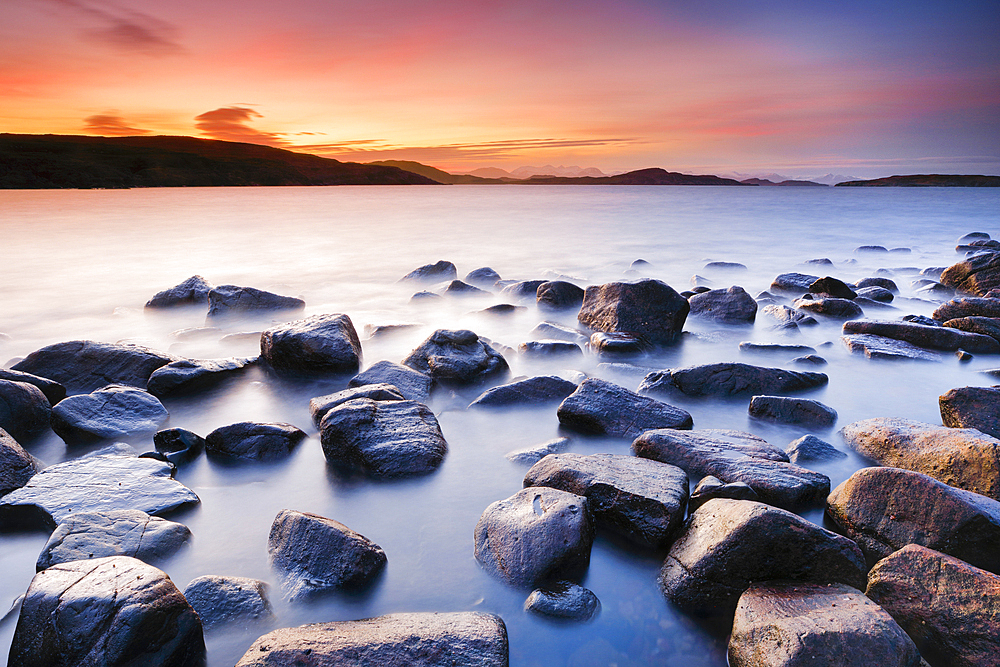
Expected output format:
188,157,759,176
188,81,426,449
82,112,150,136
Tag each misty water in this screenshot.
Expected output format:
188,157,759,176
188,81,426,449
1,184,998,666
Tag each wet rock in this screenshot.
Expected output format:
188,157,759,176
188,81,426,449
36,509,191,570
960,232,992,242
444,279,489,296
759,304,817,327
826,466,1000,572
639,362,828,398
659,498,866,617
471,375,577,408
477,304,525,316
0,369,65,405
856,245,888,253
183,575,273,629
9,556,205,667
153,428,205,464
505,437,571,465
51,384,168,446
145,275,214,309
902,314,939,326
536,281,585,311
260,314,362,378
856,276,899,293
557,378,692,438
785,434,846,463
842,333,943,361
704,261,747,271
525,581,600,621
474,487,594,587
916,282,955,298
11,340,177,394
170,326,222,341
530,321,590,345
688,476,758,512
205,422,306,462
809,276,857,299
0,427,39,496
771,272,820,293
577,279,689,346
0,379,51,443
399,260,457,282
500,279,547,301
841,417,1000,499
465,266,501,287
866,545,1000,667
738,342,816,355
410,290,442,301
791,354,827,365
940,385,1000,439
804,258,833,266
349,360,433,402
206,284,305,320
364,323,419,339
793,295,864,319
748,395,838,427
940,251,1000,296
588,331,647,356
933,296,1000,321
310,383,405,428
856,285,895,302
729,582,920,667
403,329,509,386
524,453,688,548
147,356,257,397
943,316,1000,343
687,286,757,324
320,399,447,477
957,349,974,362
236,612,508,667
518,340,584,358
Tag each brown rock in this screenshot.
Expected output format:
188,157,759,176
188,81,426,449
842,319,1000,353
577,278,689,345
940,385,1000,439
933,297,1000,321
943,316,1000,342
940,251,1000,296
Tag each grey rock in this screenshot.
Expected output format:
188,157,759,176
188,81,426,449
748,395,838,427
363,323,419,338
51,385,168,446
960,232,992,242
791,354,827,365
465,266,502,287
11,340,176,394
856,277,899,293
205,422,306,461
261,314,362,377
349,360,433,402
639,362,828,398
444,279,490,296
793,295,864,319
557,378,692,438
943,315,1000,343
410,290,442,301
183,575,273,629
588,331,648,355
688,475,758,512
688,286,757,323
529,321,590,345
577,279,689,345
0,369,65,405
525,581,600,621
536,281,585,311
310,383,405,428
856,285,895,302
400,260,457,282
505,437,571,465
770,272,820,293
704,261,747,271
842,334,943,361
500,279,547,301
902,314,940,326
0,427,39,496
518,340,583,358
206,284,305,320
470,375,577,408
145,275,214,309
147,356,257,397
403,329,509,386
0,379,51,443
759,304,817,327
153,428,205,464
785,434,846,463
842,319,1000,353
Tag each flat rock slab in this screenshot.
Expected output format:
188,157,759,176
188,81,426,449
0,427,40,496
146,356,257,397
261,314,362,377
236,612,508,667
51,384,169,446
0,444,200,530
842,319,1000,353
145,275,213,309
940,251,1000,296
557,378,693,438
310,383,405,428
9,556,205,667
577,279,689,345
206,284,305,320
518,340,583,358
867,545,1000,667
36,509,191,570
933,297,1000,321
840,417,1000,500
640,363,828,398
826,466,1000,573
206,422,306,462
183,575,274,629
748,395,838,427
729,582,920,667
524,453,688,548
11,340,177,394
470,375,577,408
403,329,509,386
0,379,51,444
940,385,1000,439
0,368,65,405
842,333,943,361
349,360,433,402
659,498,866,617
525,581,600,621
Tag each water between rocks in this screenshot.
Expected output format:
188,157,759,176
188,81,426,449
1,184,998,666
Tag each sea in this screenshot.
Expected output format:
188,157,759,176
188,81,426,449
1,184,998,666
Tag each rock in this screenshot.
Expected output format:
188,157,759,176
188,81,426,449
688,475,758,512
809,276,857,299
205,422,306,462
465,266,501,287
940,385,1000,438
364,323,419,338
51,385,168,446
444,279,489,296
183,575,273,629
477,304,525,316
957,349,974,362
704,261,747,271
934,297,1000,321
500,279,547,301
524,453,688,548
866,545,1000,667
840,417,1000,499
633,429,830,509
206,284,305,320
0,427,39,496
0,444,199,530
842,333,943,361
842,319,1000,353
856,245,888,253
793,295,864,319
235,612,508,667
791,354,827,365
410,290,442,301
785,434,846,463
536,281,585,311
856,285,895,302
728,581,920,667
260,314,362,378
470,376,577,408
940,251,1000,296
688,286,757,323
856,277,899,293
639,362,828,398
826,466,1000,572
771,272,820,292
557,378,692,438
153,428,205,464
320,399,447,477
804,258,833,266
400,260,457,282
525,581,600,621
505,437,571,465
916,281,956,297
530,321,590,345
960,232,992,242
145,275,214,309
577,279,689,345
147,356,257,397
9,556,205,667
0,379,51,443
36,509,191,570
349,360,433,402
588,331,647,355
402,329,509,386
738,342,816,355
310,383,405,428
748,395,838,428
269,509,386,599
659,498,866,617
0,369,66,405
759,304,817,327
921,266,946,279
943,316,1000,343
518,340,583,358
170,326,222,341
11,340,176,394
474,487,594,587
902,314,939,326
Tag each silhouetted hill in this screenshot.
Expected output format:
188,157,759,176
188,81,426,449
836,174,1000,187
741,178,827,186
367,160,504,184
521,168,748,185
0,134,440,188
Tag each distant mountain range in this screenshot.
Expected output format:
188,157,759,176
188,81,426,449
722,171,861,185
461,165,608,179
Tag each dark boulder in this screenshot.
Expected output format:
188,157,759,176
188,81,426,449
557,378,692,438
688,475,758,512
842,333,942,361
470,375,577,408
856,276,899,293
268,509,386,599
0,427,39,496
206,284,305,320
444,279,490,296
943,316,1000,343
940,251,1000,296
785,434,846,463
147,356,257,397
688,286,757,323
153,428,205,464
11,340,176,394
349,359,433,402
499,279,547,301
808,276,857,299
793,295,864,319
51,384,168,446
639,362,828,398
530,321,590,345
940,385,1000,439
145,275,214,309
261,314,362,377
748,395,838,428
0,379,51,443
770,272,819,293
842,319,1000,353
310,383,405,428
0,369,65,405
465,266,501,287
525,581,600,621
856,285,895,302
205,422,306,462
588,331,648,355
399,260,458,282
536,281,585,311
577,279,689,345
505,437,571,465
933,297,1000,321
183,575,273,629
856,245,888,253
402,329,509,386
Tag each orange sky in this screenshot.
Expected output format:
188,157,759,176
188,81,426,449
3,0,998,177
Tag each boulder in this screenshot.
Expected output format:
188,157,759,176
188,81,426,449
556,378,692,438
866,545,1000,667
793,296,864,319
402,329,509,386
153,428,205,464
499,279,547,301
444,279,489,296
687,286,757,323
659,498,866,617
144,275,213,309
470,375,577,408
933,297,1000,321
206,285,305,320
320,399,447,477
268,509,386,599
940,251,1000,296
205,422,306,462
9,556,205,667
524,581,600,621
310,383,405,428
524,453,688,548
474,487,594,587
940,385,1000,438
183,575,273,629
841,417,1000,499
809,276,857,299
518,340,583,358
842,319,1000,353
639,363,828,398
530,321,590,345
505,437,570,465
147,356,257,397
826,466,1000,572
0,427,39,496
856,285,895,302
349,360,433,402
235,612,508,667
0,369,65,405
36,509,191,570
465,266,501,287
785,434,846,463
11,340,177,394
688,475,758,512
260,314,362,377
770,272,819,293
748,395,838,428
856,276,899,293
588,331,647,355
577,279,689,345
0,379,51,443
536,281,585,311
728,582,920,667
842,333,943,361
51,385,168,446
400,260,457,282
759,304,817,328
943,316,1000,342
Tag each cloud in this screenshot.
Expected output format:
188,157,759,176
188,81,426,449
82,112,150,135
194,106,288,146
45,0,182,55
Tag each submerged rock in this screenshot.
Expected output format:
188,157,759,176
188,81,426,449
470,375,577,408
640,362,828,398
205,422,306,462
349,360,433,402
0,379,51,443
0,427,39,496
309,383,405,428
147,356,257,397
183,575,274,629
588,331,647,356
444,279,489,296
856,276,899,293
206,284,305,320
842,334,943,361
748,395,838,427
11,340,177,394
759,304,817,328
505,437,571,465
400,260,458,282
556,378,693,438
403,329,509,386
500,279,547,301
687,286,757,323
940,385,1000,438
51,384,168,446
145,275,214,309
577,279,689,345
518,340,584,358
261,314,362,377
525,581,600,621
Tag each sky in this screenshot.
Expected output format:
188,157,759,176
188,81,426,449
2,0,999,178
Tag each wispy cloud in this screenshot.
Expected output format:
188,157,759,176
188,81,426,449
45,0,182,55
82,112,150,135
299,137,640,164
194,106,288,146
